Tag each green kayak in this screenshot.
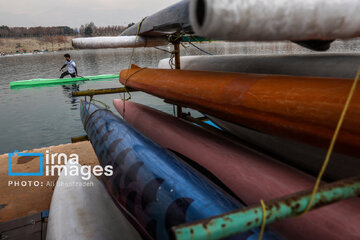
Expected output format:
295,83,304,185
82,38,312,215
9,74,119,87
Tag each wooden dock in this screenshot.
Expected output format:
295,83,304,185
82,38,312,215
0,141,99,223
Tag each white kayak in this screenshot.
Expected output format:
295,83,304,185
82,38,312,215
46,162,141,240
158,53,360,79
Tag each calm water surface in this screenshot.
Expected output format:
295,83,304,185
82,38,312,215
0,41,359,154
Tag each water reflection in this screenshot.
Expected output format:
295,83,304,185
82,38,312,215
62,84,80,111
2,40,360,154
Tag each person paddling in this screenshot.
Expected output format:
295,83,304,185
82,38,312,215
59,54,78,78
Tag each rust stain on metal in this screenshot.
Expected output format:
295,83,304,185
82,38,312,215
283,195,303,208
171,177,360,240
201,222,211,236
273,202,281,211
312,194,338,209
223,216,233,222
202,223,208,230
291,203,301,212
284,198,293,207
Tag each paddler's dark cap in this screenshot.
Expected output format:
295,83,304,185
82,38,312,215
64,53,70,58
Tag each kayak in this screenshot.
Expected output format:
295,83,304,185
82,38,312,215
119,64,360,157
158,54,360,79
207,115,360,181
113,99,360,240
9,74,119,87
80,100,284,240
72,36,168,49
158,54,360,180
189,0,360,42
120,0,191,37
46,162,142,240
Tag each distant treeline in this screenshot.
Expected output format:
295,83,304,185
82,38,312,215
0,22,128,38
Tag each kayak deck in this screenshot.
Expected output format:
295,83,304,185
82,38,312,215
9,74,119,87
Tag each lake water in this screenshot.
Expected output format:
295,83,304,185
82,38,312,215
1,40,359,154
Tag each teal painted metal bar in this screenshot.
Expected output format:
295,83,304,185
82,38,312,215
181,36,213,43
172,176,360,240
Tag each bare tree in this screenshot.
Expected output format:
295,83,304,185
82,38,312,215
0,24,127,38
55,35,67,49
42,36,53,50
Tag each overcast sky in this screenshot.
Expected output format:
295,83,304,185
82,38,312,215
0,0,179,28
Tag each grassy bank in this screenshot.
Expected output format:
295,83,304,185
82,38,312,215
0,37,74,54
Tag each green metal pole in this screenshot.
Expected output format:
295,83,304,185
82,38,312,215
72,87,135,97
181,36,212,43
172,176,360,240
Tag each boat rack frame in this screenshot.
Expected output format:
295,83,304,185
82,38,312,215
171,176,360,240
70,39,360,240
72,87,136,97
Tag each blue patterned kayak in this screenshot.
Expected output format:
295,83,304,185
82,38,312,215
80,100,284,240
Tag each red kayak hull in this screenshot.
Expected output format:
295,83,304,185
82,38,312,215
114,99,360,240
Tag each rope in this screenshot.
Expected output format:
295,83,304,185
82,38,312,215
258,200,267,240
168,32,185,43
186,35,212,55
121,67,147,118
180,42,190,55
91,99,110,110
257,66,360,240
83,98,111,131
300,66,360,216
167,32,185,69
83,109,101,131
123,67,147,100
154,46,172,54
87,89,95,96
122,17,147,119
188,41,213,55
125,17,147,78
169,50,176,69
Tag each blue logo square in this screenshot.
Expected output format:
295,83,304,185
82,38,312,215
8,150,43,176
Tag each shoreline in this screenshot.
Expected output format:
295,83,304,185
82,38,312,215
0,141,99,222
0,37,74,55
